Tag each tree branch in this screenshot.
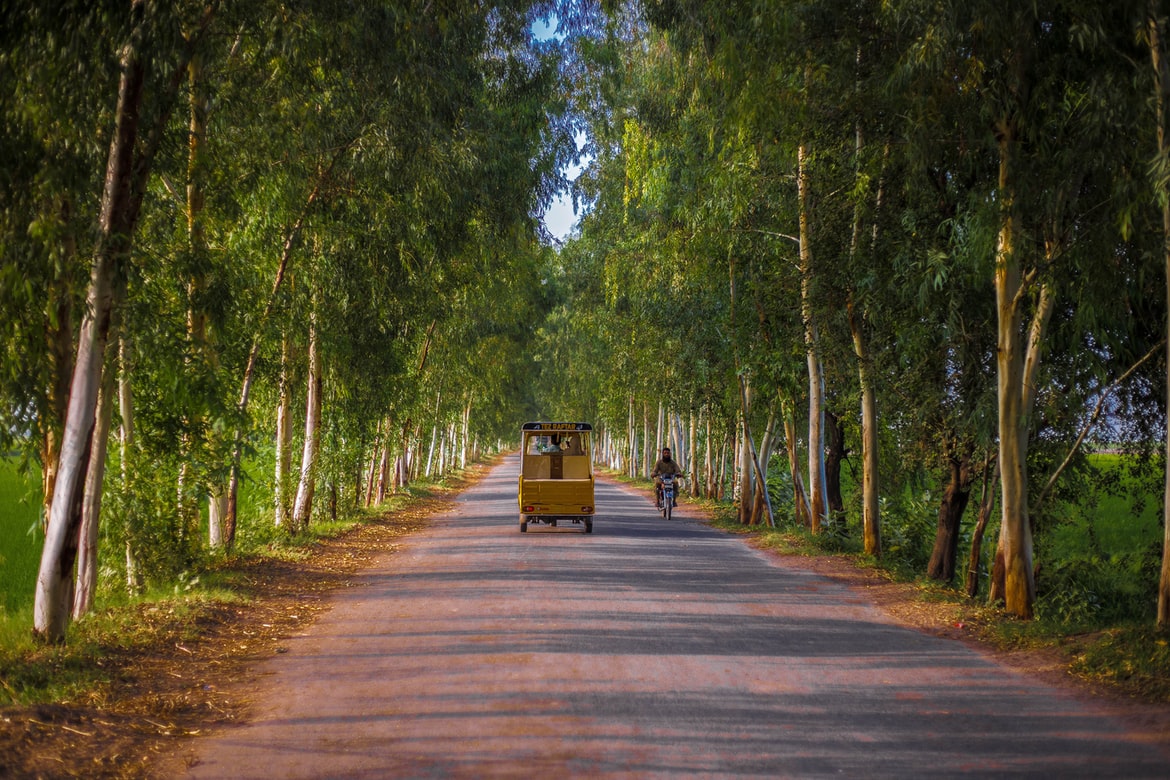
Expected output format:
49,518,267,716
1032,338,1166,512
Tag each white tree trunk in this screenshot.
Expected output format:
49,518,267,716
291,310,322,532
274,332,293,527
628,396,637,478
737,379,754,523
207,489,227,547
34,17,148,640
655,401,664,454
73,344,117,620
703,412,713,498
119,336,140,593
426,423,437,478
798,141,828,532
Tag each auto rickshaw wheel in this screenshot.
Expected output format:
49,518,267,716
519,515,527,533
585,518,593,534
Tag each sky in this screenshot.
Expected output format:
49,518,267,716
533,15,589,244
543,147,588,242
544,192,578,242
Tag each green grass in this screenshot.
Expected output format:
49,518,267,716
1046,453,1161,556
0,453,477,703
0,458,43,616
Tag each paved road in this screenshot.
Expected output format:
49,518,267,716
184,455,1168,778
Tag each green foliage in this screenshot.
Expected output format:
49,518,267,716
1035,552,1158,627
876,490,938,576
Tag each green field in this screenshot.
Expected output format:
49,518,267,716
1051,453,1161,554
0,459,42,616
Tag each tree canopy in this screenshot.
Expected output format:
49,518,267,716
3,0,1170,640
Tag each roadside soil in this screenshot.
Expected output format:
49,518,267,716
2,466,1168,778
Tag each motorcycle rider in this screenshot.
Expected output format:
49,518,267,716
650,447,683,509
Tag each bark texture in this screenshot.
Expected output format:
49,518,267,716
291,310,322,532
1150,0,1170,629
34,8,148,641
798,141,828,532
993,123,1037,619
927,453,972,583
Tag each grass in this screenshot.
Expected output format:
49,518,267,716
0,458,473,708
0,458,42,616
0,591,238,706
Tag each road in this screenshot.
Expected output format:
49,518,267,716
183,454,1168,778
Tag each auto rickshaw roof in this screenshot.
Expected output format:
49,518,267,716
521,422,593,432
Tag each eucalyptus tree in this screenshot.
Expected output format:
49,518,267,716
30,0,220,643
0,2,115,534
1142,0,1170,629
890,0,1158,616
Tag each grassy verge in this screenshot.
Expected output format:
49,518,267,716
0,458,43,617
0,468,472,709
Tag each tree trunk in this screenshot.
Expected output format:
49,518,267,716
966,455,999,599
34,9,149,641
849,295,881,556
824,409,846,528
365,420,382,506
798,141,828,533
642,401,652,479
927,452,973,583
993,122,1036,619
688,413,698,497
751,401,779,527
703,412,713,499
783,400,812,527
655,401,664,456
41,261,75,534
462,400,472,470
290,307,322,532
206,488,227,547
737,383,755,523
1147,0,1170,630
274,331,293,527
717,434,729,501
73,336,117,620
118,335,140,593
177,47,210,547
627,396,636,478
738,375,775,527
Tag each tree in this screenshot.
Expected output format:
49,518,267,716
35,1,218,643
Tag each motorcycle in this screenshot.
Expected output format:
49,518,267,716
657,474,678,520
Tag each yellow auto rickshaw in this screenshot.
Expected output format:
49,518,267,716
518,421,594,533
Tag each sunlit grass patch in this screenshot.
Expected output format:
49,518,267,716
0,592,241,707
1069,625,1170,702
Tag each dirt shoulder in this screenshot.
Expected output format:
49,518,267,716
3,467,1168,777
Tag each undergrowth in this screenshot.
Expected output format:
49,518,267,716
0,471,458,708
